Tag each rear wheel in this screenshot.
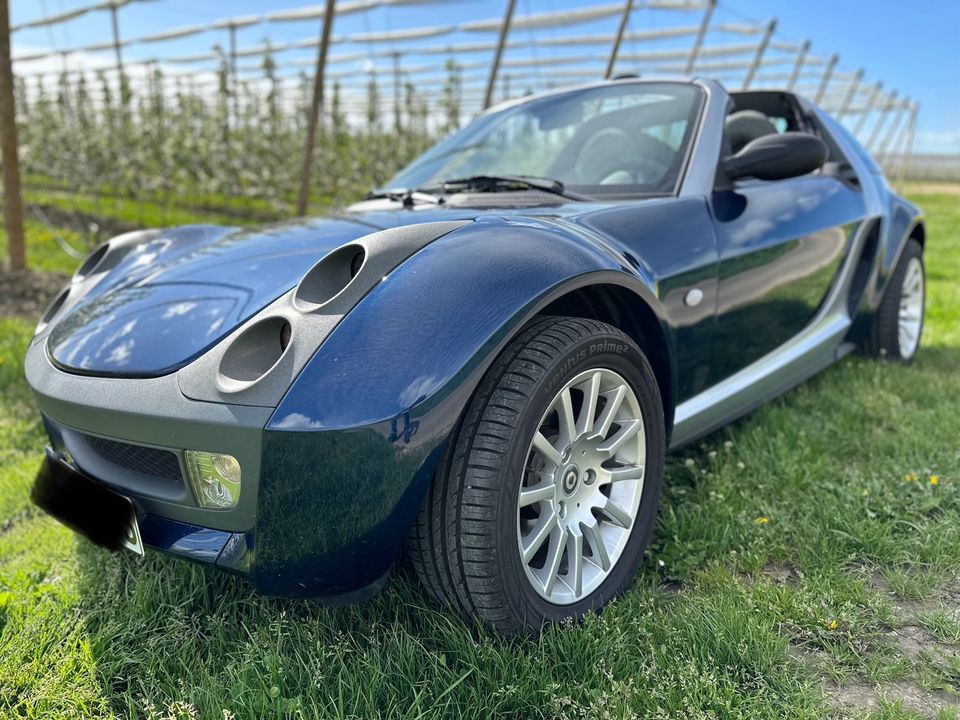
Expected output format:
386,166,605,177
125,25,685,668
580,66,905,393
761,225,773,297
867,238,925,362
407,317,665,636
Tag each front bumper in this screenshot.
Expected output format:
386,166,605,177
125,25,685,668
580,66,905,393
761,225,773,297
26,337,269,573
26,337,413,601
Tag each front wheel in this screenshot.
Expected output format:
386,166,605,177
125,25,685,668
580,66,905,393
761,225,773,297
408,317,665,636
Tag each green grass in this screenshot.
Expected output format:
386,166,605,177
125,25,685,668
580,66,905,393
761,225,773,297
1,192,958,718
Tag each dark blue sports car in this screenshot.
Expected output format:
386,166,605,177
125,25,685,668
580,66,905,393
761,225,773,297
28,78,925,635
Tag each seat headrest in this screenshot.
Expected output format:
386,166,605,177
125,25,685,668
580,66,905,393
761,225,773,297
725,110,778,154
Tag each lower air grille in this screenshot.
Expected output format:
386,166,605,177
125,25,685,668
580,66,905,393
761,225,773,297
87,435,183,483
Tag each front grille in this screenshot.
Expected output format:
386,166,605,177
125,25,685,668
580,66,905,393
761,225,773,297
87,435,183,483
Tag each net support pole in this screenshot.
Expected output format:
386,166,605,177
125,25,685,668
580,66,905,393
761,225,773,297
786,39,810,91
108,1,128,116
392,52,402,134
836,67,863,119
865,89,897,151
0,0,25,270
483,0,517,109
814,53,838,105
683,0,715,74
851,80,883,136
742,18,776,89
296,0,337,216
894,102,918,191
229,24,239,129
606,0,636,78
877,99,907,160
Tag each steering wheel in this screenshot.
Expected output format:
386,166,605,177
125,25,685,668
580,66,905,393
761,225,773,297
572,128,675,186
597,157,672,186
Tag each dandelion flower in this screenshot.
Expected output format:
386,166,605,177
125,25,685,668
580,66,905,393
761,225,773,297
904,473,918,482
828,620,838,630
930,475,940,486
754,516,769,526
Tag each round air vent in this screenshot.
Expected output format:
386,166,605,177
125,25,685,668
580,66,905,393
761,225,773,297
74,243,110,280
218,316,292,389
294,244,366,311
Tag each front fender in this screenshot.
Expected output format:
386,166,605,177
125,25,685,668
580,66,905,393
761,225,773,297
254,216,669,595
270,216,666,431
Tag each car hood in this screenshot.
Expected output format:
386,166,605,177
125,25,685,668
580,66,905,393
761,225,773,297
46,202,611,378
46,215,386,378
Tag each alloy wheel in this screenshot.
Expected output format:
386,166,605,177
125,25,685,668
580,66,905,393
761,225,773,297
516,368,646,605
898,256,924,358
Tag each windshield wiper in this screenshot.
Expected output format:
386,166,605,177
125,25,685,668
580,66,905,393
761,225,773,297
427,175,591,201
365,187,444,208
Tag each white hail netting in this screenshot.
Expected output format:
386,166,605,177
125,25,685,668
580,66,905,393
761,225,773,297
9,0,916,243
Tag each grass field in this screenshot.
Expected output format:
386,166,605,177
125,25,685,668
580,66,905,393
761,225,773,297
0,192,958,719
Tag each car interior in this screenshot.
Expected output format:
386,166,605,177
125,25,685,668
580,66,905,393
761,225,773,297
722,90,860,188
546,88,703,194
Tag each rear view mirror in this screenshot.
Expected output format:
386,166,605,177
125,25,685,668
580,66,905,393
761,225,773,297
535,98,583,131
722,132,828,182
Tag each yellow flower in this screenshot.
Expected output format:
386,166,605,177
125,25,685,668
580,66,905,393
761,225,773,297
930,475,940,486
828,620,838,630
904,473,918,482
754,516,769,526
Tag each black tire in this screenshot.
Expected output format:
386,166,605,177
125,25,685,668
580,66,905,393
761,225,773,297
407,317,665,636
867,238,925,362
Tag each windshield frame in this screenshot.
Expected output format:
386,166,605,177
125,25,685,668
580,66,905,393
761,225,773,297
381,79,708,201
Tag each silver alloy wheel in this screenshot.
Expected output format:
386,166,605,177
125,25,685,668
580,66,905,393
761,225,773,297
517,368,646,605
898,256,924,359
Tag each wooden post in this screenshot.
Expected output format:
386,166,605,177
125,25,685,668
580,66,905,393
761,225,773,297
866,89,897,151
109,3,123,78
483,0,517,110
814,53,838,105
392,52,402,134
894,102,918,191
296,0,337,216
109,1,127,114
786,39,810,91
742,18,776,90
877,99,907,158
606,0,636,78
852,80,883,136
229,23,239,129
836,67,863,119
0,0,25,270
683,0,715,74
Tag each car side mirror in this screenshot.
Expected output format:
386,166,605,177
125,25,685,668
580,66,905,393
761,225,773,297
721,132,829,182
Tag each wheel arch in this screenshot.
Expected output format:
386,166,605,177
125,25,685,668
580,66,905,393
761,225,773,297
534,282,675,437
909,219,925,248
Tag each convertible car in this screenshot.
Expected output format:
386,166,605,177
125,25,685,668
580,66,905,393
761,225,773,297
29,78,925,635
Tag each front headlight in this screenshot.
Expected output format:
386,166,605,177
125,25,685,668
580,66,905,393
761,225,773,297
184,451,241,509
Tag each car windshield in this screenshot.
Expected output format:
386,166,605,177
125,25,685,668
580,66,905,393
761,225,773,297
385,82,704,198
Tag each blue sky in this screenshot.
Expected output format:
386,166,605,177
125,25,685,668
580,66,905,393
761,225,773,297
10,0,960,153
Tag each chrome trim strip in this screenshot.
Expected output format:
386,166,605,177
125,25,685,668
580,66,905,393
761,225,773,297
670,213,874,448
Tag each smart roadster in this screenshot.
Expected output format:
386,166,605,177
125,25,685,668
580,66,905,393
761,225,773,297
28,78,926,635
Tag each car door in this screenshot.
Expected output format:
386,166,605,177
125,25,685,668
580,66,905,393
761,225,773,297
709,123,867,382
